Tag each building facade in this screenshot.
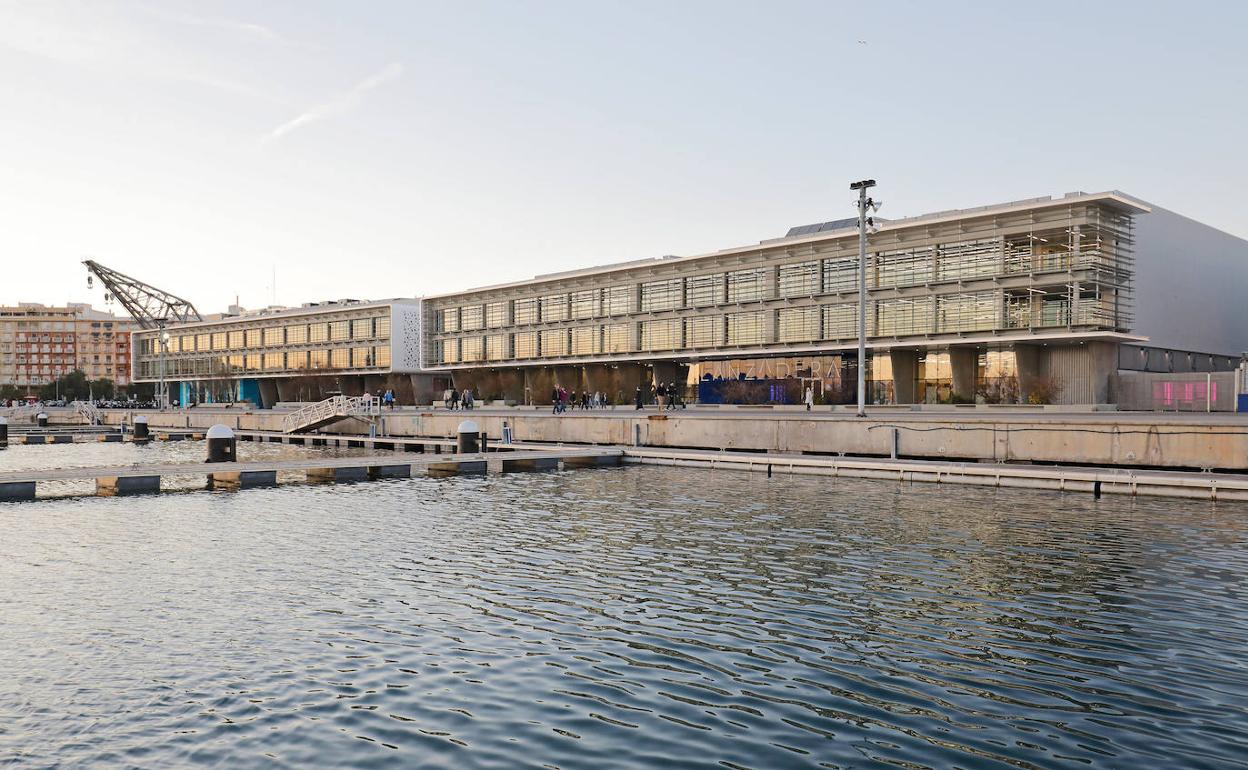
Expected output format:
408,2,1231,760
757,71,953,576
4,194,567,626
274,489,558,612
422,191,1156,405
129,299,425,407
0,303,136,392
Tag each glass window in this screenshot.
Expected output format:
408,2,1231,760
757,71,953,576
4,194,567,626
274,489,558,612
286,325,307,345
640,318,681,351
227,330,244,348
570,290,599,319
351,319,373,339
540,329,568,357
540,294,568,323
603,286,633,315
264,327,284,346
640,279,683,312
726,269,767,303
513,298,539,325
242,329,259,348
196,333,211,351
263,352,284,370
486,334,509,360
309,350,329,369
778,261,819,297
875,297,934,337
570,326,599,355
602,323,631,353
823,257,858,293
726,311,766,345
287,350,308,370
460,336,483,362
686,274,723,307
685,316,723,348
777,307,820,342
329,321,350,341
485,302,507,328
937,238,1001,281
375,316,390,338
330,348,349,368
440,308,460,332
211,332,227,350
875,246,934,289
461,305,483,331
823,304,860,339
936,291,999,333
309,324,328,343
244,353,260,371
352,346,375,367
374,346,391,367
513,331,538,359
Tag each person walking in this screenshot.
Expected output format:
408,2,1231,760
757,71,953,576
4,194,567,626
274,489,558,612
804,386,814,411
667,382,678,410
449,389,460,410
635,385,644,410
551,385,561,414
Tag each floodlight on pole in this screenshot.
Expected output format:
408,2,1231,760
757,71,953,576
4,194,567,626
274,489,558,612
849,179,876,418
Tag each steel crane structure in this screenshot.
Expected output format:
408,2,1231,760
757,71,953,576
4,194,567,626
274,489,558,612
82,260,203,330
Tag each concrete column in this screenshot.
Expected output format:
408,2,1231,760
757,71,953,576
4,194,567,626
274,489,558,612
408,374,440,405
949,347,978,402
258,379,279,408
1087,341,1117,405
526,367,555,404
1014,343,1047,403
889,350,919,404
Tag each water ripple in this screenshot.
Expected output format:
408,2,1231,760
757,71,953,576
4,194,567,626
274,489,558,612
1,464,1247,768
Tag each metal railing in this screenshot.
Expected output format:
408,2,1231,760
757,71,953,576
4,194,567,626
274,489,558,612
0,403,42,422
71,400,102,425
282,395,379,433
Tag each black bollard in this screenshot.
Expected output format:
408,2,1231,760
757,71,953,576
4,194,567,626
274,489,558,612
206,424,237,463
37,412,48,428
0,416,7,448
457,420,480,453
133,415,150,440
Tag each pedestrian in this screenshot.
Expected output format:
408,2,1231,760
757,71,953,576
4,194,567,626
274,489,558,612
804,386,814,411
635,385,643,410
449,389,460,411
551,385,561,414
667,382,678,410
655,382,666,410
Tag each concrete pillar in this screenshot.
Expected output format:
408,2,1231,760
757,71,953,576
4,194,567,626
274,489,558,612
526,367,555,404
1087,341,1118,405
409,374,440,405
258,379,279,408
1015,343,1047,404
497,369,525,403
949,347,978,402
889,350,919,404
274,377,298,403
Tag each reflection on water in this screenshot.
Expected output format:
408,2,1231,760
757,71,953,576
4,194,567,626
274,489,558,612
1,466,1246,769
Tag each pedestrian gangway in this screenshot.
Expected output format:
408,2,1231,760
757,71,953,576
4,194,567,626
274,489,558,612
71,400,102,425
282,395,380,434
1,403,42,422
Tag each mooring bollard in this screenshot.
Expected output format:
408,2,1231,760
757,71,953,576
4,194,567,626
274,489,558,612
457,420,479,453
133,415,150,440
37,412,48,428
501,420,513,445
206,424,237,463
0,416,8,448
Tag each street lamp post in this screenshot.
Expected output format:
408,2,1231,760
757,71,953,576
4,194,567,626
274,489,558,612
850,179,878,418
155,318,169,411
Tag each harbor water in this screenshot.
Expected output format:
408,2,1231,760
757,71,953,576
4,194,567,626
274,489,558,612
1,457,1246,768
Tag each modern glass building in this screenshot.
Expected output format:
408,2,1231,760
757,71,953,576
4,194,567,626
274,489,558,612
130,300,424,407
132,190,1246,407
421,191,1166,405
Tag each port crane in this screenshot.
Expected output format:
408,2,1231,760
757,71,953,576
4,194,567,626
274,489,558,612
82,259,203,330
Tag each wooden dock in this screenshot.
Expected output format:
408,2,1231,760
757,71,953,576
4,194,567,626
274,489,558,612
0,447,622,501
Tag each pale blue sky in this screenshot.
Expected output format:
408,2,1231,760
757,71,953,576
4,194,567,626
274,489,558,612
2,0,1245,313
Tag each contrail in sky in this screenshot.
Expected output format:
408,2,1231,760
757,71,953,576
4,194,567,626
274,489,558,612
264,62,403,143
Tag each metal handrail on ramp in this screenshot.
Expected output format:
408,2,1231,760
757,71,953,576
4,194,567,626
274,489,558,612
282,395,380,434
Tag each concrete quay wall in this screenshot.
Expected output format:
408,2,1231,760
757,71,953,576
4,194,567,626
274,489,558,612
92,408,1248,471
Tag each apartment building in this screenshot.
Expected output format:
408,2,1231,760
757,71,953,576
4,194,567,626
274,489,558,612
0,303,136,392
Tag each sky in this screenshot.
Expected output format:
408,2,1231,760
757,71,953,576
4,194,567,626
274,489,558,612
1,0,1245,316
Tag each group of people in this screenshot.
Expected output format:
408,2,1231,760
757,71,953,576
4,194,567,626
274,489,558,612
634,382,686,410
444,388,476,410
362,390,398,409
551,387,609,413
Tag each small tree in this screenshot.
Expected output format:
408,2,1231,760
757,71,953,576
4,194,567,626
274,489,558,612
1027,376,1064,405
